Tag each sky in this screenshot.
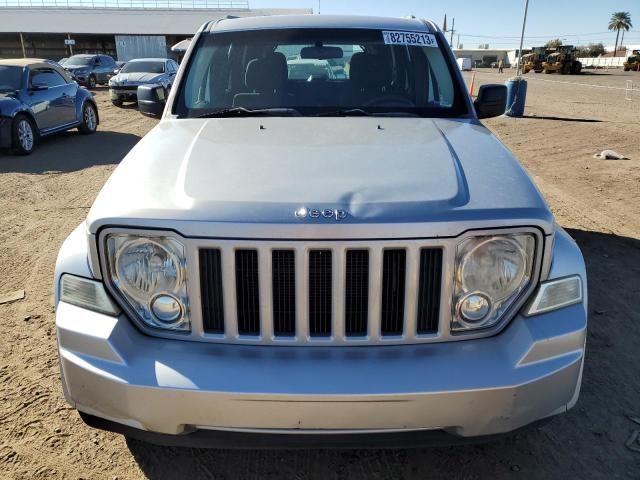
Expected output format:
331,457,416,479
249,0,639,48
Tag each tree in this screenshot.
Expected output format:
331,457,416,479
577,43,606,58
608,11,632,57
545,38,563,49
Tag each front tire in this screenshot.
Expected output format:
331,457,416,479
11,114,36,155
78,102,98,135
87,75,96,90
111,99,123,107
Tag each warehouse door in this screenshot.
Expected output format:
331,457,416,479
115,35,167,61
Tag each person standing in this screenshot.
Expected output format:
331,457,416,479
498,59,504,73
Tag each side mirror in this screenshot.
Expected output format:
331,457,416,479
137,84,166,117
474,84,507,119
30,83,48,91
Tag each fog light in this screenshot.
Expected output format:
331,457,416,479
458,293,491,324
151,294,182,324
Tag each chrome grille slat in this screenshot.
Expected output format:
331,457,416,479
403,247,420,340
367,247,383,341
332,248,346,341
258,248,274,339
220,245,238,338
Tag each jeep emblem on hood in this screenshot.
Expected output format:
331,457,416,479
295,207,348,221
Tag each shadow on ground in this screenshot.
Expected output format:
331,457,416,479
521,115,603,123
0,130,140,174
123,228,640,479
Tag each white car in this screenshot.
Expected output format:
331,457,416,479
108,58,178,106
54,15,587,448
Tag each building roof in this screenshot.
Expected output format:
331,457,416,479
0,8,313,35
210,15,436,34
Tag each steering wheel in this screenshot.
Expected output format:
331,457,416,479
363,95,416,108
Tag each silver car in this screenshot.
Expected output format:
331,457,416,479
54,15,587,448
108,58,178,106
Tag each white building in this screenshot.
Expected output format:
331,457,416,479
0,1,312,60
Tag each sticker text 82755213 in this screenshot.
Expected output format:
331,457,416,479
382,31,438,47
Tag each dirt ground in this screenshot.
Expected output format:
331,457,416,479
1,70,639,479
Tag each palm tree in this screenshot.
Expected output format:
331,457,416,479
608,11,632,57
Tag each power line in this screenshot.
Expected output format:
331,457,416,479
459,30,635,39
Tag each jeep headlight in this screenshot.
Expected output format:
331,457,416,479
105,234,190,332
452,234,535,332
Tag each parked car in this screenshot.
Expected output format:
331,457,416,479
63,54,117,89
286,58,337,80
58,57,69,66
0,58,98,155
54,15,587,448
108,57,178,106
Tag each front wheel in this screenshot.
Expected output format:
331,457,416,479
87,75,96,90
11,114,36,155
78,102,98,134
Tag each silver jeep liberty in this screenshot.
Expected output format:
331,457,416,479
54,15,587,448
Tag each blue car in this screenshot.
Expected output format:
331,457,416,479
0,58,98,155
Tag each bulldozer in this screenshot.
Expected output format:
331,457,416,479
521,47,547,73
624,50,640,72
542,46,582,74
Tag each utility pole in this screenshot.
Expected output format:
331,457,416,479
318,0,320,14
516,0,530,76
67,33,74,56
19,33,26,58
457,33,460,49
449,18,455,47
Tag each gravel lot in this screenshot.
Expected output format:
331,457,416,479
1,70,639,479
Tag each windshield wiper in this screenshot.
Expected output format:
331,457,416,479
198,107,301,118
316,109,418,117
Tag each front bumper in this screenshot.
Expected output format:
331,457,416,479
110,88,138,102
56,299,586,445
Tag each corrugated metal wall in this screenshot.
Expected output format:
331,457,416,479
115,35,167,61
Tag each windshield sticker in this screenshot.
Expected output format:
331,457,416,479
382,31,438,47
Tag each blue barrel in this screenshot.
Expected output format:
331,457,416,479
504,77,528,117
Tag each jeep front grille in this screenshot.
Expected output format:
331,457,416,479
198,245,443,344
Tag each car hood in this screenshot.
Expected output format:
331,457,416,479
113,72,163,83
87,118,553,239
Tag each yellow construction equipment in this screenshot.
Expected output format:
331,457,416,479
522,51,545,74
624,50,640,72
542,46,582,74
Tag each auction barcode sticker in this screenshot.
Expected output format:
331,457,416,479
382,31,438,47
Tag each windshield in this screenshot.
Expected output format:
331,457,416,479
175,28,467,118
0,66,23,92
65,56,93,67
121,61,165,74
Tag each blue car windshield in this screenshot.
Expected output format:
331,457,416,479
0,66,23,92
